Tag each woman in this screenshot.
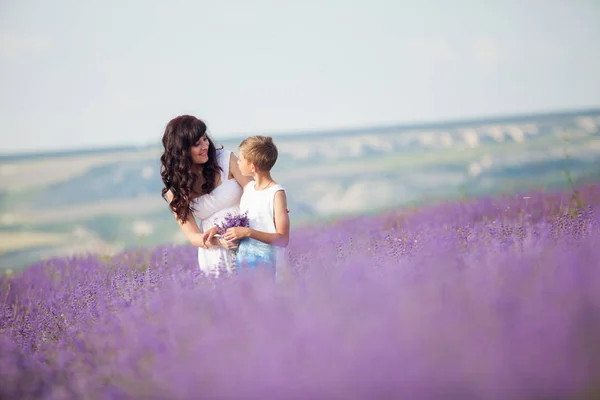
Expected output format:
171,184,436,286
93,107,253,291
160,115,252,276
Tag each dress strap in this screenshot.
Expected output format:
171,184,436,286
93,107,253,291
219,149,231,178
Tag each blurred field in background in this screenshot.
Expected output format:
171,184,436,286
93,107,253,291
1,108,599,270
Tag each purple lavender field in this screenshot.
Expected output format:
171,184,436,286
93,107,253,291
2,184,600,399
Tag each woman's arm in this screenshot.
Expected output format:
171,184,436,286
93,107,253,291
165,190,217,249
229,152,253,189
201,226,239,250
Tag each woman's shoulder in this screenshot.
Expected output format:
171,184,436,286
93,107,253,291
215,147,231,165
216,147,230,157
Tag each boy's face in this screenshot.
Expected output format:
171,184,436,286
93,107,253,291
237,150,254,176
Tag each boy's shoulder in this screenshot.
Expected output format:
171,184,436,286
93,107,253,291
272,184,286,198
270,182,286,191
266,183,286,200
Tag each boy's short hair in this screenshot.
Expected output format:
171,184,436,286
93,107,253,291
239,135,278,171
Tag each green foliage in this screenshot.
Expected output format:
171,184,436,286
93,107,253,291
561,134,588,217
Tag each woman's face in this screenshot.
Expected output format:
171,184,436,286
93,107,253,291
190,135,210,164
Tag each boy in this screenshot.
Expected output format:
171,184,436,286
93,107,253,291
222,136,290,275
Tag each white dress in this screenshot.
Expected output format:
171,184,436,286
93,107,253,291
192,149,243,277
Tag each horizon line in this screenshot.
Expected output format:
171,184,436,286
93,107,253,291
1,105,599,159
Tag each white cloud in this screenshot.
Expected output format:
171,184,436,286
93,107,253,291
472,37,506,67
470,36,567,68
0,33,54,59
405,37,458,63
516,39,566,60
470,37,562,69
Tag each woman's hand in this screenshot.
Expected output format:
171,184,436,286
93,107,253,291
199,226,239,250
201,226,218,248
217,237,239,250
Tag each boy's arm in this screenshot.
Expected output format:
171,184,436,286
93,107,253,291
224,190,290,247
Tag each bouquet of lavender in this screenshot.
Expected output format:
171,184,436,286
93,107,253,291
214,211,250,236
213,212,249,257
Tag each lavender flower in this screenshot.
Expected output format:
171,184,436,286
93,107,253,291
214,211,249,235
1,184,600,399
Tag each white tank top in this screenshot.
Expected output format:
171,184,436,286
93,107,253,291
238,181,288,271
240,182,285,234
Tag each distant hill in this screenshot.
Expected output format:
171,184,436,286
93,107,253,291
1,108,599,270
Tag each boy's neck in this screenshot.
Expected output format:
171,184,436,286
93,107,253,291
253,172,275,190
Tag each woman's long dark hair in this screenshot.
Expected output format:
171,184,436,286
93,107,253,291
160,115,222,223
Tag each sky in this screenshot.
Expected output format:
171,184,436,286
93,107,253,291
0,0,599,153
